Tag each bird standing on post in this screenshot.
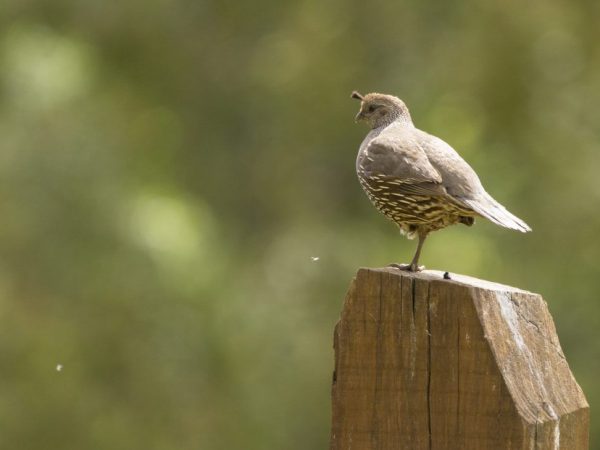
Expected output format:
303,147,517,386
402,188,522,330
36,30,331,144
352,91,531,272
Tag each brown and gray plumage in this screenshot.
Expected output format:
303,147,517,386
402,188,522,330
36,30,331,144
352,91,531,271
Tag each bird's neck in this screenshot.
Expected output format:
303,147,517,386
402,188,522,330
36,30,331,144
372,114,413,130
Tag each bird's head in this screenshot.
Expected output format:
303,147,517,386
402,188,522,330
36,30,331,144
351,91,412,128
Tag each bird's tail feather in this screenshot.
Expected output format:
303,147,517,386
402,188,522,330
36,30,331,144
462,193,531,233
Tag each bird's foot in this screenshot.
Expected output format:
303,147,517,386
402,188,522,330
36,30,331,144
388,263,425,272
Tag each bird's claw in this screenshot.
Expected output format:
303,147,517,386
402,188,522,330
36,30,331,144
388,263,425,272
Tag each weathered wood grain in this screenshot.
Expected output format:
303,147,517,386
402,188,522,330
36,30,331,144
330,268,589,450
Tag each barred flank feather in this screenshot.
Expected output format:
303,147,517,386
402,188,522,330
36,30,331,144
358,174,477,235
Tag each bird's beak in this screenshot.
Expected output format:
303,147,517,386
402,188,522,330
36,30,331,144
355,111,365,123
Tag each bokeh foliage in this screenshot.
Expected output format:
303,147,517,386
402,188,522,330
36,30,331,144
1,0,599,448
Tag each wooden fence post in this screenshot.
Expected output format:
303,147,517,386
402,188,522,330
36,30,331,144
330,268,589,450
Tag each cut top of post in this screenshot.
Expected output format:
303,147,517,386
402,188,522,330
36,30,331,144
368,267,534,294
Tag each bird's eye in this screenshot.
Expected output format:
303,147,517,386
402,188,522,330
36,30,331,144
368,105,377,113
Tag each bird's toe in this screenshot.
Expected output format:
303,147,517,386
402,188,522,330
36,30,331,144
388,263,425,272
388,263,410,271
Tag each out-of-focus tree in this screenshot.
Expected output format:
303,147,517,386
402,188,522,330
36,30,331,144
1,0,599,448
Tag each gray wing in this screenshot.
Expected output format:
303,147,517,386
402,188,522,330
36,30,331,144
416,130,485,198
360,135,447,197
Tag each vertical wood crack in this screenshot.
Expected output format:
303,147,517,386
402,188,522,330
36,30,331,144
456,296,460,445
370,271,385,449
411,278,417,325
427,282,433,450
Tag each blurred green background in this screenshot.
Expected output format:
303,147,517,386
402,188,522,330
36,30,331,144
1,0,599,448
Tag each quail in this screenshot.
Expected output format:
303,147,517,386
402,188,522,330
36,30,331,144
352,91,531,272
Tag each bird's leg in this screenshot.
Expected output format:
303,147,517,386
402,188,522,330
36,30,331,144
408,231,427,271
389,230,428,272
